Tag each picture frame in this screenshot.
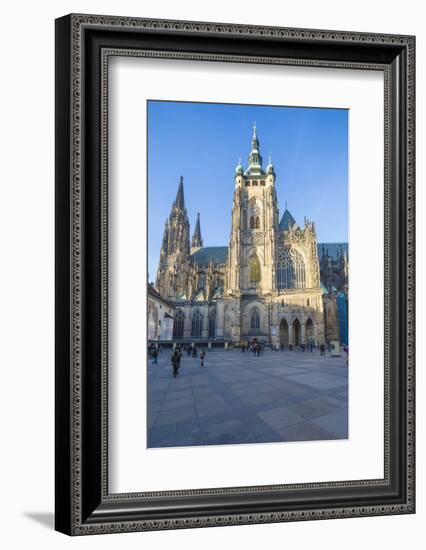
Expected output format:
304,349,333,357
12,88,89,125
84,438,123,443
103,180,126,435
55,13,415,535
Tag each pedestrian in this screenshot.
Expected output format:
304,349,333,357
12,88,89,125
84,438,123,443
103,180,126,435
192,345,197,358
151,348,158,366
171,348,181,378
320,343,325,356
200,348,205,367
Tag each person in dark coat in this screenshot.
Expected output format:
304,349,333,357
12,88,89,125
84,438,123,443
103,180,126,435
151,348,158,366
171,349,181,378
200,348,206,367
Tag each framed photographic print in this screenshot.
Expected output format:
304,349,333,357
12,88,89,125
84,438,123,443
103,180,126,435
55,14,415,535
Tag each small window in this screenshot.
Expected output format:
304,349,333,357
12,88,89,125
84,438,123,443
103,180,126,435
255,216,260,229
252,180,258,186
307,299,310,307
245,181,250,187
260,180,266,186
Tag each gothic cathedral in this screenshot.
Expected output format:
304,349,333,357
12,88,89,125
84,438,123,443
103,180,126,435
155,126,348,346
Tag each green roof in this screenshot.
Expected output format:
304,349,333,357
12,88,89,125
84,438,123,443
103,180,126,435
190,246,228,266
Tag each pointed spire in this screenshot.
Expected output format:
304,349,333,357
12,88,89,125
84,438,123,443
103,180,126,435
266,151,275,175
246,123,264,175
252,122,258,147
173,176,185,209
235,156,244,175
191,212,203,250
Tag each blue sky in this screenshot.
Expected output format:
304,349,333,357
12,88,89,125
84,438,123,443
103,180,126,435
148,101,348,280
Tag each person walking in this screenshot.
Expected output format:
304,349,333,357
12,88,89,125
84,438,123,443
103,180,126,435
200,348,206,367
171,348,181,378
320,343,325,356
151,348,158,366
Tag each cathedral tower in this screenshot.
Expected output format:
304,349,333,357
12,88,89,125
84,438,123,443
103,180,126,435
190,212,203,254
156,176,191,299
227,125,280,295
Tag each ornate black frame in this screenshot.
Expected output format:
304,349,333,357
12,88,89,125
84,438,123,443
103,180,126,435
55,14,415,535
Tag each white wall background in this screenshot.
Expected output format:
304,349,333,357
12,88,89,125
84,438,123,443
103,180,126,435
0,0,423,548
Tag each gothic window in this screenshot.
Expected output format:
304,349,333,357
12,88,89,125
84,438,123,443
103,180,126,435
191,309,203,338
255,216,260,229
173,310,185,340
208,309,216,338
249,254,261,284
250,216,255,229
276,248,306,289
250,308,260,329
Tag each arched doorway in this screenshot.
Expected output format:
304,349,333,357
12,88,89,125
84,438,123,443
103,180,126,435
279,319,289,345
293,318,301,346
306,318,315,344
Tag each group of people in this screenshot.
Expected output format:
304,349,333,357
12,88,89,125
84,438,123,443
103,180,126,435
242,341,264,356
170,344,206,378
150,339,348,378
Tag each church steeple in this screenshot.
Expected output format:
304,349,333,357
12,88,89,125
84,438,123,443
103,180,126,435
245,123,265,176
173,175,185,209
155,176,190,298
191,212,203,253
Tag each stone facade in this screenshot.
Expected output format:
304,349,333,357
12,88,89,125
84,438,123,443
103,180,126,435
155,126,348,345
147,284,176,341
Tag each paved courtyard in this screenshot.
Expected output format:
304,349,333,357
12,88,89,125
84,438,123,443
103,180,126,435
148,348,348,448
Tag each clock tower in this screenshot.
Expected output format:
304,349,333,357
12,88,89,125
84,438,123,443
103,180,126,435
227,125,280,296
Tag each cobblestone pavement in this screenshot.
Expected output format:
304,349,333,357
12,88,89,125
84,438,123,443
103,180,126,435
148,348,348,448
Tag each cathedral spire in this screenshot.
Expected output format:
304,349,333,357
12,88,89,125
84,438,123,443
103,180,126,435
246,123,264,175
191,212,203,253
173,176,185,209
251,122,259,149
